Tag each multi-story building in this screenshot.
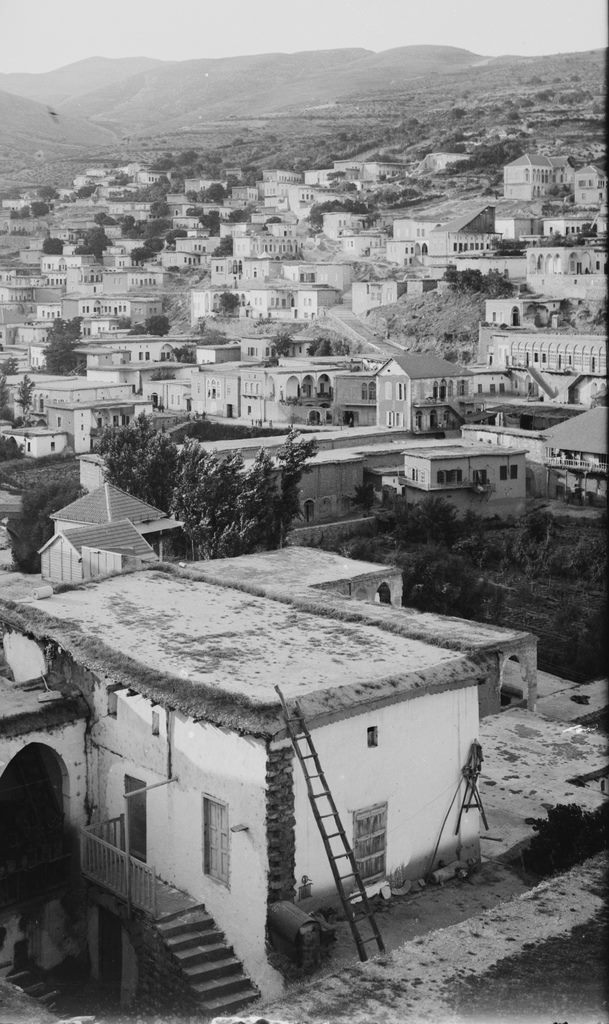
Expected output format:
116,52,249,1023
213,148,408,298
376,355,472,433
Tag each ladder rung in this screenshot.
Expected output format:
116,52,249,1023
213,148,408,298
311,790,331,797
339,873,356,880
331,852,351,860
319,812,338,819
301,753,317,760
325,831,345,840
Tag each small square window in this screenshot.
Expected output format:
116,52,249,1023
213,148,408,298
367,726,378,748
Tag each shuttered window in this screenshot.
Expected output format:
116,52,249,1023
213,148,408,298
353,803,387,883
203,796,229,885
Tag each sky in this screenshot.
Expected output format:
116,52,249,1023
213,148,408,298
0,0,606,74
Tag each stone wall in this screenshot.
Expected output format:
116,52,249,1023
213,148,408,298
266,745,296,905
288,515,377,548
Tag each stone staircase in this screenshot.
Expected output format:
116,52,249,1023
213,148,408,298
155,903,258,1017
7,967,59,1011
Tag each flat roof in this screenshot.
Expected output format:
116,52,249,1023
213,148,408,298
404,443,529,459
10,569,482,734
193,548,400,593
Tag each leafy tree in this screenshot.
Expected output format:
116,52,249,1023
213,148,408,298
523,803,609,877
97,413,179,513
172,344,196,363
7,479,83,573
200,211,220,234
272,332,293,358
218,292,240,315
30,201,49,217
42,237,64,255
94,212,117,226
144,314,171,337
213,236,234,257
44,318,84,375
352,481,375,512
274,428,318,545
204,183,226,203
402,548,498,619
15,374,35,423
131,245,155,265
0,357,19,376
37,185,58,201
76,185,96,199
0,435,23,461
165,229,188,249
228,209,249,223
74,226,110,261
396,495,460,547
144,217,171,238
0,372,11,418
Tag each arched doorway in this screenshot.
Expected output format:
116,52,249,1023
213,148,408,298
375,582,392,605
511,307,520,326
500,656,527,707
0,744,70,907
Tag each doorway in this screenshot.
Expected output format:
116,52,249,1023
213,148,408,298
124,776,146,862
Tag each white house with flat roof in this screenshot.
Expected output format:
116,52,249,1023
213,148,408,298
0,556,536,1009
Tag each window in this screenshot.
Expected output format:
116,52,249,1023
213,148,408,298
500,465,508,481
510,465,518,479
397,382,404,401
437,470,445,484
353,803,387,883
203,796,229,884
50,441,55,451
367,726,378,748
57,416,62,427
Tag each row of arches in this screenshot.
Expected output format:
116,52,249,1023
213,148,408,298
509,340,605,375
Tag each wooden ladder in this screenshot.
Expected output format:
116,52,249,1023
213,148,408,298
275,686,385,962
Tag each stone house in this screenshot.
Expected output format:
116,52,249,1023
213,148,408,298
503,153,574,200
381,441,527,518
0,552,534,1007
4,427,68,458
574,164,606,206
376,354,472,432
332,371,378,427
525,244,607,299
351,281,398,316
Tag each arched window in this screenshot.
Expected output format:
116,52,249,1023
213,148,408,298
369,381,376,401
432,381,438,399
361,383,369,400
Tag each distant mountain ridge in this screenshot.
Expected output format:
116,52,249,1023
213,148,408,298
0,47,486,132
0,56,166,107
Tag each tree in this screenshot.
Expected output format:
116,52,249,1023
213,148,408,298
37,185,58,202
172,444,279,559
144,315,171,337
42,237,64,255
272,332,293,358
97,413,179,513
204,183,226,203
0,373,12,419
8,479,83,572
396,495,460,547
218,292,240,316
273,428,318,544
131,245,155,265
213,236,234,257
76,185,96,198
74,226,110,260
172,344,196,363
15,374,35,423
228,209,249,223
352,482,375,513
200,211,220,234
0,435,23,461
402,548,498,620
0,357,19,376
30,201,50,218
44,318,83,375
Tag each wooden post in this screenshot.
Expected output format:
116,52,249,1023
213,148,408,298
124,794,131,918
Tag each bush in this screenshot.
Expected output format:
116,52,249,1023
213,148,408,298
523,803,609,876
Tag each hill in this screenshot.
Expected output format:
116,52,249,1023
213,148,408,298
0,90,117,177
53,46,485,131
0,56,165,107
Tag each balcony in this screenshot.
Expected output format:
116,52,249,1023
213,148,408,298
81,816,157,916
545,456,607,474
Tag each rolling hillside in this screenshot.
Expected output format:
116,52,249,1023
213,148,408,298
13,46,486,132
0,89,117,175
0,56,165,107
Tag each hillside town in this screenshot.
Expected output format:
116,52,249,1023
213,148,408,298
0,33,607,1024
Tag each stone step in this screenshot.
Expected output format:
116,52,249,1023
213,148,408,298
183,955,242,983
166,927,225,951
190,972,252,1001
38,990,59,1006
23,982,46,997
197,985,259,1015
155,901,206,924
170,940,233,962
157,912,215,937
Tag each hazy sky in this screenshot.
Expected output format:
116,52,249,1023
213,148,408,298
0,0,606,74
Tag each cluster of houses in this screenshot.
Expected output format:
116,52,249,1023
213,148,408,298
0,144,606,1019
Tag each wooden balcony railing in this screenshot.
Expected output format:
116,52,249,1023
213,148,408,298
545,456,607,474
81,817,157,916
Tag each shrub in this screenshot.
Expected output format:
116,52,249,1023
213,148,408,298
523,803,608,876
